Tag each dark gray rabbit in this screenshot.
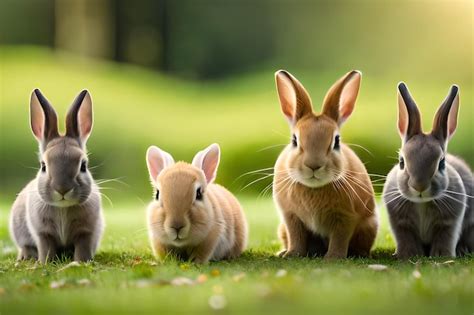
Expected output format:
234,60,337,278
383,83,473,258
9,89,104,263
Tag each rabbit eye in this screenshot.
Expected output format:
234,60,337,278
40,162,46,172
438,157,446,172
399,156,405,170
334,135,340,150
80,160,87,172
291,134,297,147
196,187,203,201
155,189,160,200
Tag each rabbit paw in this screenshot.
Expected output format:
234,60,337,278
281,249,304,258
324,252,346,260
430,247,454,258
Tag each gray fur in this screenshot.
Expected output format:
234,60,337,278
9,89,104,263
383,83,473,258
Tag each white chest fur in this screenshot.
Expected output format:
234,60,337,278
416,203,434,243
55,208,70,246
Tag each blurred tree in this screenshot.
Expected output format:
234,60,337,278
0,0,54,46
55,0,115,59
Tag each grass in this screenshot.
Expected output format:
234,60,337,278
0,197,472,315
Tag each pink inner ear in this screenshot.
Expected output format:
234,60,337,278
447,93,459,139
78,93,93,141
397,93,409,138
193,144,220,184
338,72,361,124
30,92,45,140
276,73,296,122
146,147,165,182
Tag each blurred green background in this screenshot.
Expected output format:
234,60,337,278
0,0,472,206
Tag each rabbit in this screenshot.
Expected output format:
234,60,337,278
273,70,378,259
383,83,473,258
9,89,104,263
145,143,248,263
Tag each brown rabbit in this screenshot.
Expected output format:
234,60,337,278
273,70,378,259
146,144,248,263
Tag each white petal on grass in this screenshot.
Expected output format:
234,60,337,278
412,270,422,279
368,264,388,271
232,272,246,282
209,295,227,310
77,279,92,286
170,277,195,286
275,269,287,277
50,279,67,289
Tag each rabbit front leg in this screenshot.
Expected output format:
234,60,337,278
429,224,458,257
37,233,57,263
73,233,95,262
189,230,220,264
325,225,353,259
391,225,424,259
280,212,309,257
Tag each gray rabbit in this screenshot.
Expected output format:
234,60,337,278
383,83,473,258
9,89,104,263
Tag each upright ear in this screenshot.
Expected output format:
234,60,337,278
146,146,174,183
30,89,59,143
275,70,313,125
65,90,93,144
192,143,220,184
397,82,422,141
432,85,459,142
321,70,361,125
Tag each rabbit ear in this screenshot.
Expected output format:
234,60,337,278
321,70,361,125
146,146,174,183
397,82,422,141
192,143,220,184
65,90,93,145
30,89,59,144
275,70,313,125
432,85,459,142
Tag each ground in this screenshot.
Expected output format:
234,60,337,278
0,197,472,315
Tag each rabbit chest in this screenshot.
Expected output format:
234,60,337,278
276,187,354,237
29,204,80,246
415,202,436,243
52,208,71,245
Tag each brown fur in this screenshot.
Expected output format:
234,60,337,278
146,146,247,263
273,70,378,259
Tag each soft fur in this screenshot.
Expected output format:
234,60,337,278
9,89,104,263
146,144,247,263
383,83,473,258
273,70,378,259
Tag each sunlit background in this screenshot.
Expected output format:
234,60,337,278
0,0,472,205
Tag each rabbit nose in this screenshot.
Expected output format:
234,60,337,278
171,225,185,233
305,163,323,172
409,180,429,193
54,186,74,196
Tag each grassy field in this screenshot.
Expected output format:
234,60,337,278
0,197,472,315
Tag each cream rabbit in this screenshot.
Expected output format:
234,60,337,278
273,70,378,259
146,144,247,263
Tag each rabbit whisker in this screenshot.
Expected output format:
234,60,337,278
345,143,374,157
257,144,287,152
443,190,474,199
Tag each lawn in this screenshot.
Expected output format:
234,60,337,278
0,197,472,315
